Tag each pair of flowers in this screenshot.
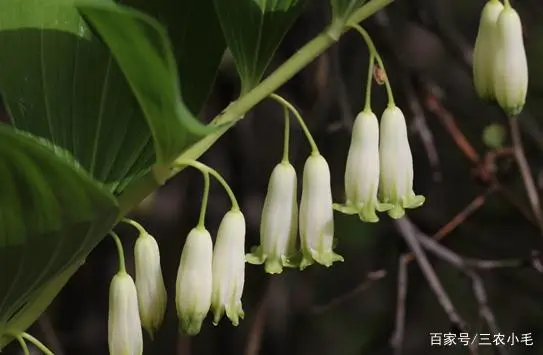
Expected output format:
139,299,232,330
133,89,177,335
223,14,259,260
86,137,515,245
176,209,245,335
108,232,167,355
473,0,528,116
246,153,344,274
335,105,425,223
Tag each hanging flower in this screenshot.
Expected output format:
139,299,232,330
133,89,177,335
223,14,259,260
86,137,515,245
134,233,167,338
379,106,425,218
211,209,246,326
334,110,391,222
246,162,299,273
108,272,143,355
299,154,343,269
493,2,528,116
175,227,213,336
473,0,504,101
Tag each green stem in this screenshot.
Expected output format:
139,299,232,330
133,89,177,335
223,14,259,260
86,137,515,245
21,333,54,355
349,23,396,107
15,335,29,355
270,93,319,154
282,105,290,163
198,171,210,228
175,160,240,211
364,53,375,112
109,232,126,273
121,218,148,236
503,0,511,8
116,0,393,215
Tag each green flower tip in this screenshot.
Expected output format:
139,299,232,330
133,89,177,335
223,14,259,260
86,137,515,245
300,250,344,270
179,314,205,336
212,304,245,327
334,202,393,223
245,247,298,274
386,195,425,219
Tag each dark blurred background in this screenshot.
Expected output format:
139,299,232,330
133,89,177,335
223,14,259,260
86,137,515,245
4,0,543,354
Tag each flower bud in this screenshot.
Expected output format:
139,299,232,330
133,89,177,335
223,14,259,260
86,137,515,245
379,106,425,219
335,110,390,222
108,272,143,355
493,3,528,116
473,0,504,101
246,162,298,273
134,233,167,338
211,209,246,326
175,227,213,336
299,154,343,269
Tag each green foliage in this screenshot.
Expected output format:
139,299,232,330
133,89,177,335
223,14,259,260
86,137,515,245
213,0,307,93
0,125,118,329
0,0,154,194
125,0,226,116
77,1,217,166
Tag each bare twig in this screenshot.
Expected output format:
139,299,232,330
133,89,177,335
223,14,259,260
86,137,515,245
245,280,273,355
310,270,387,315
390,255,409,355
508,116,543,239
425,94,480,164
408,221,509,355
393,219,469,334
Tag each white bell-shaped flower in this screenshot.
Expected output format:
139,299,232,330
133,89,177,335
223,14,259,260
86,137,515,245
379,106,425,219
246,162,298,273
299,154,343,269
493,2,528,116
108,272,143,355
334,110,391,222
175,227,213,336
473,0,504,101
134,233,167,338
211,209,246,326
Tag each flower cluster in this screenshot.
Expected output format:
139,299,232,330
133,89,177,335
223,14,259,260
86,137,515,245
176,209,246,335
473,0,528,116
335,106,425,222
107,229,167,355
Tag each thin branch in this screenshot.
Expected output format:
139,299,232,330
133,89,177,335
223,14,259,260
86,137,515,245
390,255,409,355
310,270,387,315
245,280,273,355
508,116,543,239
425,94,480,164
407,221,509,355
393,218,469,333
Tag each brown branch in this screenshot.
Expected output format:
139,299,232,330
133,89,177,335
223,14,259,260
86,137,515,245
393,219,470,336
508,116,543,240
309,270,387,315
390,255,409,355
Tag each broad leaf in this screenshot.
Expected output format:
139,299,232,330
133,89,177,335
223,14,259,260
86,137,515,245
0,0,155,194
0,125,118,328
330,0,366,25
77,1,218,166
125,0,226,116
213,0,307,93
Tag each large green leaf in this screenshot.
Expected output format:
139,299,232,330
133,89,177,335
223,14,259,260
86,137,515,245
0,125,118,331
0,0,155,194
0,0,223,192
330,0,366,26
213,0,307,93
125,0,226,116
77,1,219,165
